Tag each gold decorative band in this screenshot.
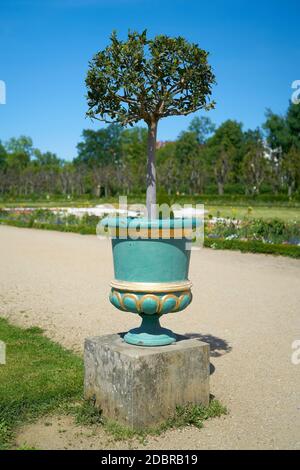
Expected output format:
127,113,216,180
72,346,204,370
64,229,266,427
110,289,192,314
110,279,192,293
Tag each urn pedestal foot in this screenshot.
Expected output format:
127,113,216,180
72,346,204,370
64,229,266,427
124,314,176,347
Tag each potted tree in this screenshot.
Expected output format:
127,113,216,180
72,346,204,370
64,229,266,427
86,31,215,346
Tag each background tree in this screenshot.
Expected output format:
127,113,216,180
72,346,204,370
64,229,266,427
156,142,178,195
263,108,290,194
120,127,147,194
33,150,60,167
263,109,290,154
6,151,30,171
1,98,299,200
213,143,234,195
75,126,122,196
263,104,300,194
85,30,215,218
242,129,267,195
282,146,300,197
286,102,300,150
188,116,215,144
205,120,244,194
75,126,122,168
175,130,204,194
5,136,34,158
0,141,7,169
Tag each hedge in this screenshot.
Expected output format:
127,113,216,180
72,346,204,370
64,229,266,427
204,238,300,258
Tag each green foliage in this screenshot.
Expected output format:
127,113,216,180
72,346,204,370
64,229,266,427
262,103,300,197
33,150,60,167
72,400,104,426
282,146,300,195
242,129,267,195
75,126,122,167
175,130,206,194
1,98,300,199
5,136,34,157
0,209,100,235
206,120,244,161
86,30,215,127
69,398,226,441
157,188,172,206
176,130,200,164
204,120,245,194
165,399,227,430
286,102,300,150
2,207,299,258
0,419,12,449
188,116,215,144
0,318,83,449
263,109,290,153
121,127,147,191
85,30,215,213
206,217,300,244
204,238,300,258
0,140,7,168
6,151,30,171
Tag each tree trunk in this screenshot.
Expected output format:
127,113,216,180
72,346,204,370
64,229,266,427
217,181,224,195
288,184,293,197
146,121,157,219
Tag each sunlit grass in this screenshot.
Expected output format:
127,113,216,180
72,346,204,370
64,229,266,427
206,205,300,222
0,319,83,449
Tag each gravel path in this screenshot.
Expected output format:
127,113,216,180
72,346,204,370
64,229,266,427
1,225,300,449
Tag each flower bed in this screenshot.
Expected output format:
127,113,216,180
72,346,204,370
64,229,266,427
206,217,300,245
1,209,300,258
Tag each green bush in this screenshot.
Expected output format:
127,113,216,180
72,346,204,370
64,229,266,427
0,209,100,235
204,238,300,258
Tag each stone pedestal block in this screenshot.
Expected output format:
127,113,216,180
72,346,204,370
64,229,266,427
84,333,210,430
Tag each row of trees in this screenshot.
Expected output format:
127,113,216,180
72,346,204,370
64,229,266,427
0,101,300,198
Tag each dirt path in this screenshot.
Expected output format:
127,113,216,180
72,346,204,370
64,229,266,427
1,225,300,449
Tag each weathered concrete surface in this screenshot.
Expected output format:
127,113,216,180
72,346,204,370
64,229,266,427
84,333,210,429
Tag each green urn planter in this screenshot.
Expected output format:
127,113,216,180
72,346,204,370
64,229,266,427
101,217,197,347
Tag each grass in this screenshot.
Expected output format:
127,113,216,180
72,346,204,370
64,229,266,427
68,397,227,442
0,198,119,209
206,205,300,222
0,318,227,448
0,318,83,449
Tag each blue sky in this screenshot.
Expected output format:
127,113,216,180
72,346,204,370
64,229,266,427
0,0,299,160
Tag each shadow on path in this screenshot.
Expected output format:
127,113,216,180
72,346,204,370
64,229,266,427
184,332,232,357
